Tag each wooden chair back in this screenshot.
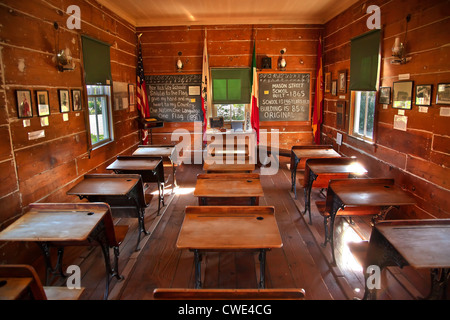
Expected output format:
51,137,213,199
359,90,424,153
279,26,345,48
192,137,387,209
0,264,84,300
0,264,47,300
153,288,305,300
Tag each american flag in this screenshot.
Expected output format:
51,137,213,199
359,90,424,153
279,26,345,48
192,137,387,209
137,38,150,144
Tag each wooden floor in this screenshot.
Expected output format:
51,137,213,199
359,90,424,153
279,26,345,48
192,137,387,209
43,157,446,300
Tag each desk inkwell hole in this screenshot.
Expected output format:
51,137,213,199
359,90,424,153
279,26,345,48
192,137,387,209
87,212,94,216
383,185,390,188
126,179,132,181
0,280,7,288
247,180,253,183
256,216,264,220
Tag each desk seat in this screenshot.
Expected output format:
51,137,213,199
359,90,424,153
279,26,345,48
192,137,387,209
0,265,84,300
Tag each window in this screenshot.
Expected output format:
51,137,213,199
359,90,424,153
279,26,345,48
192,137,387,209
81,35,113,148
211,68,251,124
350,91,376,141
348,29,381,143
215,104,246,122
87,85,112,146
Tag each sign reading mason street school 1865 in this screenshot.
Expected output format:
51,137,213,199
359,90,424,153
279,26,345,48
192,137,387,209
258,72,311,122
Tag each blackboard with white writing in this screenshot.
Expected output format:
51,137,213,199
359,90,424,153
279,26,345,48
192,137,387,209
146,74,203,122
258,72,311,121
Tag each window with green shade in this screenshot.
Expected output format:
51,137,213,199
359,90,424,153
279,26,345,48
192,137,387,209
211,68,251,104
349,29,381,91
81,35,112,85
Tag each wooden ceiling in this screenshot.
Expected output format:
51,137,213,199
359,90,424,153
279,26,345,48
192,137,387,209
96,0,360,27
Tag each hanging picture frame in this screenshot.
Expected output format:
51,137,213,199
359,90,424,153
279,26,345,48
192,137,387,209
16,89,33,118
71,89,82,111
393,81,413,109
415,84,432,106
379,87,391,105
59,89,70,113
338,70,347,93
36,90,50,116
436,83,450,105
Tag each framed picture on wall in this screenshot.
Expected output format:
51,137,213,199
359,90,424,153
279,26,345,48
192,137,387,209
58,89,70,113
71,89,82,111
336,101,346,130
379,87,391,104
415,84,432,106
393,81,413,109
325,72,331,93
16,90,33,118
331,80,337,96
436,83,450,105
338,70,347,93
36,90,50,116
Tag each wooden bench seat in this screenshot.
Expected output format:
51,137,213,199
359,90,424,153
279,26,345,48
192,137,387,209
153,288,305,300
315,200,379,217
0,264,84,300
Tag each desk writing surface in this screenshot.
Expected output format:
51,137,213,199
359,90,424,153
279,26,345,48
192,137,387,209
177,211,282,250
106,158,160,171
293,148,340,159
0,277,33,300
194,179,263,197
67,176,139,196
0,209,107,242
330,183,416,207
375,220,450,268
308,162,367,175
132,147,174,158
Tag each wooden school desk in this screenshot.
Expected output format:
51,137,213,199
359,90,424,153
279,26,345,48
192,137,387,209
107,156,164,210
303,157,367,224
194,173,263,205
362,219,450,300
325,178,416,265
67,174,147,251
0,203,127,300
133,144,178,190
290,145,340,199
177,206,283,289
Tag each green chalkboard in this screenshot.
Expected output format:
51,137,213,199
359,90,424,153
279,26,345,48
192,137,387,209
258,72,311,121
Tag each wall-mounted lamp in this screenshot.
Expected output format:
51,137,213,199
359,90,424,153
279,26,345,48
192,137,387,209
391,14,412,65
176,51,183,71
278,48,286,71
54,22,75,72
57,48,76,72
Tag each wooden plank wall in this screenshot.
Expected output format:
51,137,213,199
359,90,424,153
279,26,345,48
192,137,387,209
137,24,323,150
0,0,138,264
322,0,450,219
